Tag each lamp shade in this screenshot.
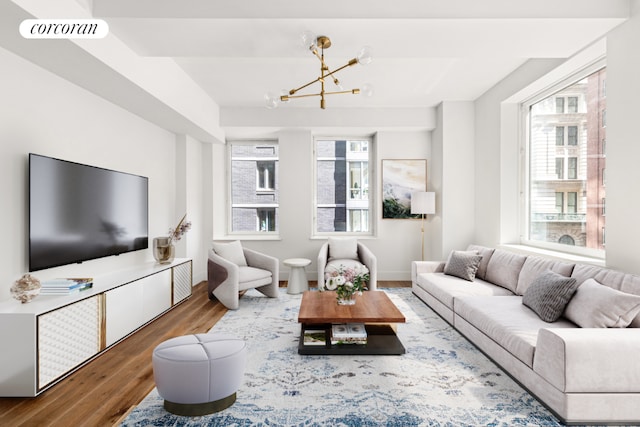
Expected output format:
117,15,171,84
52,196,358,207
411,191,436,215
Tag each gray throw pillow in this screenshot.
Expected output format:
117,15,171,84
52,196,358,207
564,278,640,328
522,271,578,322
443,250,482,282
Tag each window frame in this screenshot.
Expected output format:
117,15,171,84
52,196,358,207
520,61,606,259
312,135,376,237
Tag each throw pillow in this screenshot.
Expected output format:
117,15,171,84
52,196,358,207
522,271,579,322
328,237,359,260
466,245,495,280
443,250,483,282
564,279,640,328
211,241,248,266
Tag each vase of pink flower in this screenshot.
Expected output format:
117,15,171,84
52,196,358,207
320,264,370,305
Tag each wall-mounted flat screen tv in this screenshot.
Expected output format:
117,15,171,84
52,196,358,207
29,153,149,271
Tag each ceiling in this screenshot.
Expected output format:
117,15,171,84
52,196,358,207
91,0,629,111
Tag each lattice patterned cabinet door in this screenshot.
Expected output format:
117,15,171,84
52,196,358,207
37,295,101,390
173,261,192,304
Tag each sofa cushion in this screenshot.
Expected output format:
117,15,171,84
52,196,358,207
414,272,513,311
484,250,527,293
237,266,272,291
564,278,640,328
466,245,495,280
444,250,482,281
212,241,248,266
328,237,359,261
455,296,575,368
516,256,575,296
522,271,579,322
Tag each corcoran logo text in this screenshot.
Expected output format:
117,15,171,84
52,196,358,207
20,19,109,39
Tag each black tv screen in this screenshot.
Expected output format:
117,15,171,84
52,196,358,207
29,153,149,271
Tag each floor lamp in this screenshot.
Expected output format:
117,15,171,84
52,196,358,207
411,191,436,261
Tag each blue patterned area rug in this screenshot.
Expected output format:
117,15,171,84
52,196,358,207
121,288,562,426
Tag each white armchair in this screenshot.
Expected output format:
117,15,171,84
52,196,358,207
317,238,377,291
208,241,279,309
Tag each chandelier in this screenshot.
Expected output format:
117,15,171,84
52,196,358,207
265,32,373,109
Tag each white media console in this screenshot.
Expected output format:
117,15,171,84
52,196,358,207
0,258,192,397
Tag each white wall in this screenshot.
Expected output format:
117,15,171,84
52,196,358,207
212,129,431,281
175,134,208,284
605,3,640,274
431,101,476,259
0,46,182,301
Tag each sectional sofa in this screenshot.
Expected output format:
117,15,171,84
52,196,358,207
411,245,640,425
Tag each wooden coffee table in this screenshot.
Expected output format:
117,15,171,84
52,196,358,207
297,290,406,355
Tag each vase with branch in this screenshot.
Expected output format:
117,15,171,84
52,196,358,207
153,214,192,264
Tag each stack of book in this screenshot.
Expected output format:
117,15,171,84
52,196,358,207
331,323,368,345
40,278,93,295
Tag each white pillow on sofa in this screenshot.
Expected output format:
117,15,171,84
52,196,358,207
328,237,359,260
211,241,248,266
564,278,640,328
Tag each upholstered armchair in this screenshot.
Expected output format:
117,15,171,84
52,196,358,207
317,237,377,291
208,241,279,309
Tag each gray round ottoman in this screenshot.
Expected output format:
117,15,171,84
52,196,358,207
152,333,247,416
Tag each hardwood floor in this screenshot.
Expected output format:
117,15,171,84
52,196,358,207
0,280,410,426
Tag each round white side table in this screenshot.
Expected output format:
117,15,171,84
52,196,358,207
283,258,311,294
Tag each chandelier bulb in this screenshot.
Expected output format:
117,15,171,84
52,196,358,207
264,92,280,109
356,45,373,65
300,30,317,52
360,83,374,97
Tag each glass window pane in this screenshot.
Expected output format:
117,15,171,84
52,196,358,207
315,138,372,234
568,157,577,179
230,141,279,233
555,192,564,213
568,126,578,145
555,126,564,145
527,68,606,252
568,96,578,113
555,158,564,179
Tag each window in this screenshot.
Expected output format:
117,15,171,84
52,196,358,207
257,161,275,191
555,126,564,145
257,208,276,232
315,137,373,234
567,126,578,145
229,141,279,233
525,67,606,254
568,157,578,179
567,192,577,214
555,192,564,213
555,158,564,179
568,96,578,113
